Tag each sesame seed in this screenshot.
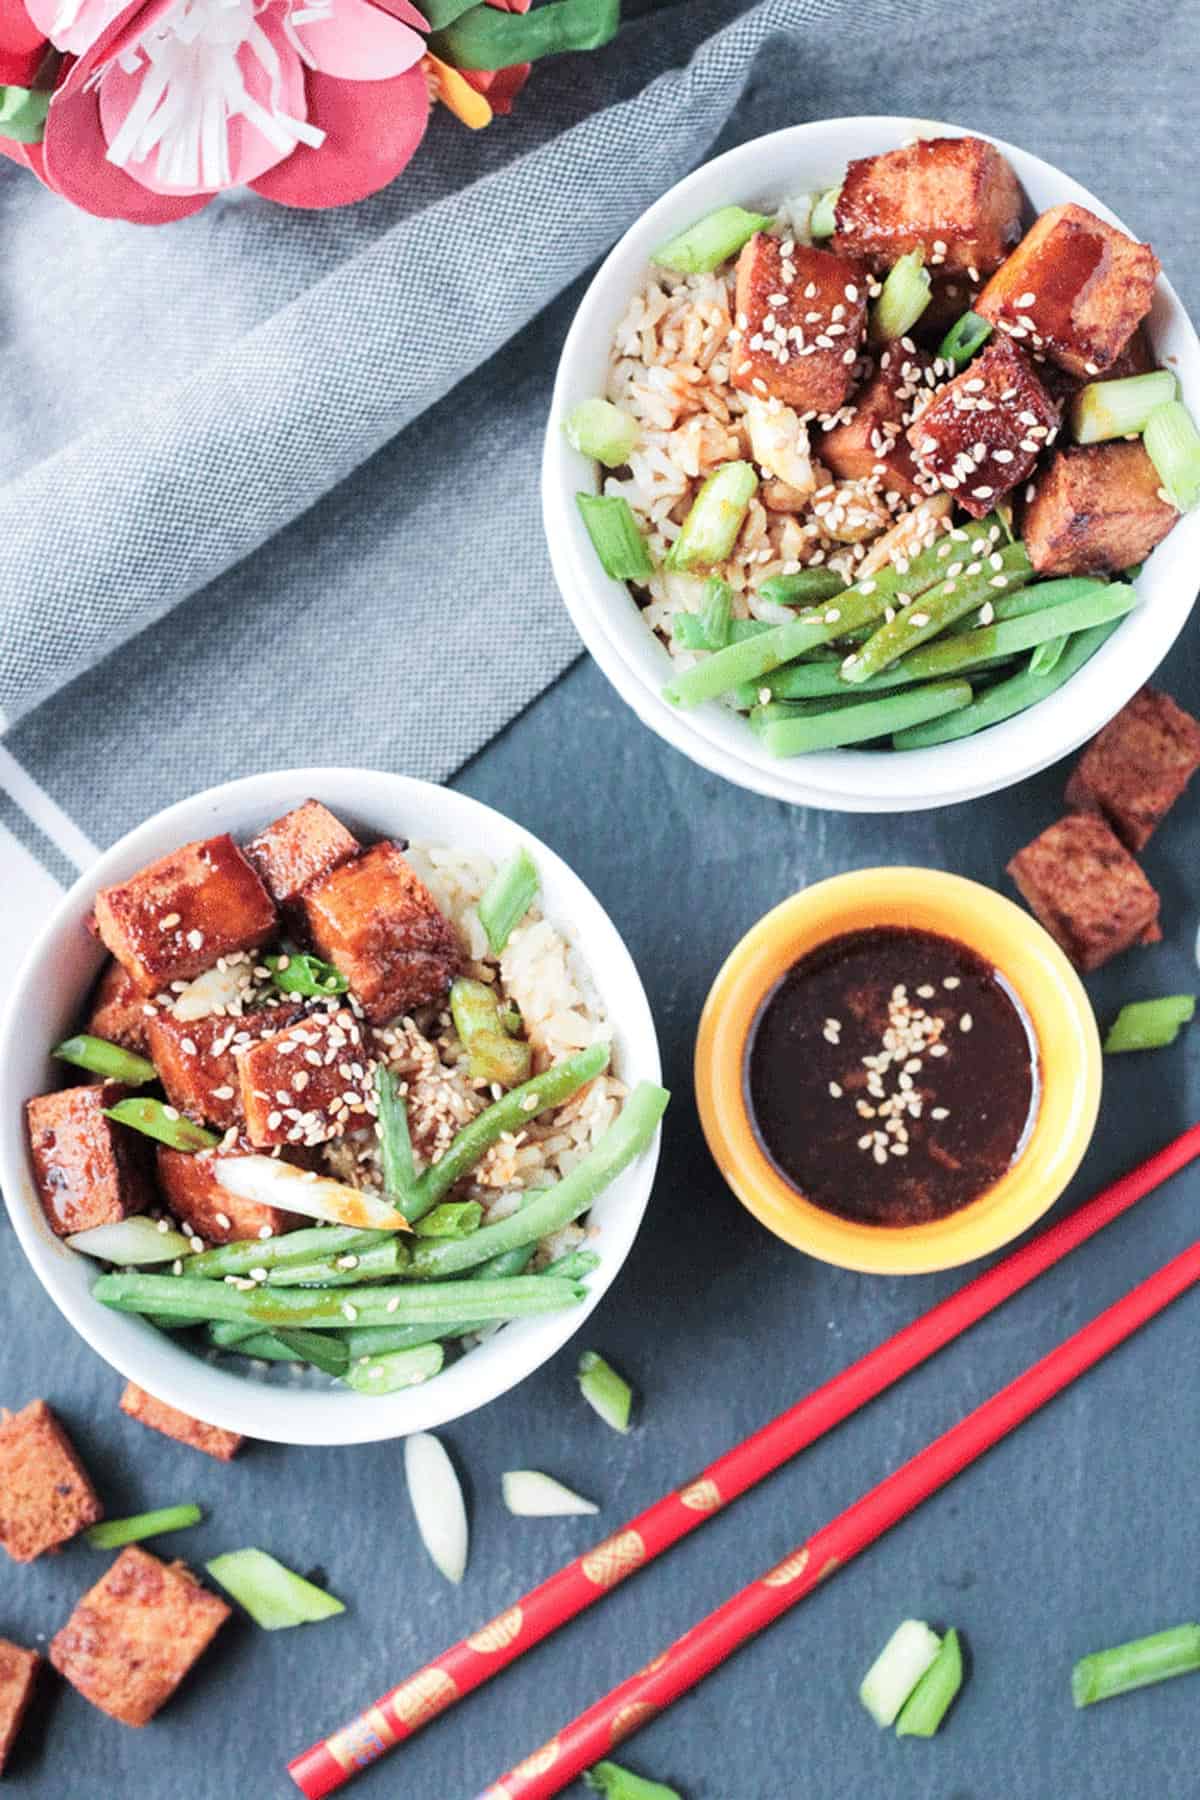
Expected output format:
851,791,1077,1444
159,912,181,930
829,1081,843,1098
931,1107,950,1121
960,1013,973,1032
342,1302,358,1322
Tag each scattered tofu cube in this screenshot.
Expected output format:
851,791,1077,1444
0,1400,103,1564
86,960,151,1055
157,1142,307,1246
244,799,360,913
119,1384,244,1462
732,234,869,414
1065,687,1200,851
907,336,1059,517
236,1005,375,1147
25,1082,154,1237
146,1002,302,1131
50,1546,230,1726
832,135,1022,277
1007,812,1160,971
92,835,277,995
977,203,1161,378
1023,441,1178,575
821,340,937,498
300,842,461,1025
0,1640,39,1775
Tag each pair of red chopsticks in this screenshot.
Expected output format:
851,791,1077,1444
289,1122,1200,1800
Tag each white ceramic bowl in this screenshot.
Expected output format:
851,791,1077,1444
0,770,662,1447
543,115,1200,812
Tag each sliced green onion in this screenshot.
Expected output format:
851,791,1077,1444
1028,634,1069,676
205,1549,345,1630
1070,369,1178,444
105,1098,218,1153
479,846,540,955
651,205,772,275
1143,400,1200,511
577,1350,634,1433
413,1201,483,1239
53,1033,157,1086
809,185,840,238
666,463,758,572
860,1620,943,1727
343,1343,444,1395
0,84,50,146
264,951,348,997
375,1065,417,1212
502,1470,598,1516
1073,1624,1200,1706
429,0,619,70
450,976,531,1086
564,398,638,469
895,1628,963,1736
577,494,655,583
937,311,993,369
273,1329,351,1377
761,680,973,756
1103,996,1196,1053
584,1764,680,1800
698,578,733,650
66,1216,193,1265
870,250,931,345
213,1155,409,1230
406,1432,467,1584
85,1505,202,1549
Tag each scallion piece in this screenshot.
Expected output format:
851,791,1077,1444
502,1470,598,1516
698,578,733,650
478,846,540,955
577,1350,634,1433
343,1343,444,1395
105,1098,218,1153
1028,634,1069,675
869,250,931,345
85,1504,202,1550
584,1764,680,1800
895,1628,963,1736
413,1201,483,1239
0,84,50,146
1143,400,1200,511
651,205,772,275
564,398,638,468
937,310,993,369
860,1620,943,1727
666,462,758,572
205,1549,345,1630
264,951,348,997
429,0,619,70
66,1216,193,1266
1103,995,1195,1054
1070,369,1178,444
577,494,655,582
406,1432,468,1583
450,976,532,1086
809,185,840,238
53,1033,157,1086
1073,1624,1200,1706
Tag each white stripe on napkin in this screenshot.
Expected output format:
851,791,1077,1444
0,745,99,872
0,819,65,950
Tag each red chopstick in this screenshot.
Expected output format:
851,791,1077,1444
288,1125,1200,1798
483,1238,1200,1798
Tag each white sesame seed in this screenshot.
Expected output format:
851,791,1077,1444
960,1013,973,1032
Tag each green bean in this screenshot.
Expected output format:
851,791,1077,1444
731,658,931,707
840,539,1031,682
541,1248,602,1280
210,1328,299,1361
672,614,771,652
893,622,1119,749
1029,634,1069,675
266,1239,410,1288
413,1201,483,1239
342,1322,474,1358
53,1034,157,1085
757,568,848,608
184,1225,389,1280
105,1097,218,1153
892,584,1137,683
759,681,973,756
342,1344,445,1395
93,1271,585,1330
949,575,1113,633
375,1065,418,1214
274,1329,351,1376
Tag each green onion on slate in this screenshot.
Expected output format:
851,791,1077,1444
205,1549,345,1630
895,1627,963,1736
577,494,655,582
584,1760,682,1798
1103,996,1196,1054
105,1097,219,1153
860,1619,943,1727
1073,1623,1200,1706
565,398,638,468
652,205,772,275
85,1505,202,1550
578,1350,634,1432
479,846,541,955
53,1033,156,1086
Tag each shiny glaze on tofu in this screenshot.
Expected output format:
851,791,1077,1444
300,842,461,1025
145,1002,303,1131
236,1005,375,1146
907,336,1059,518
1023,441,1177,575
25,1082,153,1236
732,234,869,414
92,834,277,995
157,1141,307,1244
1007,812,1160,971
977,203,1161,378
86,960,151,1056
832,136,1022,278
821,340,938,498
245,799,360,913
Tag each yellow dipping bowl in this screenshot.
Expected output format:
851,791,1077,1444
695,868,1102,1276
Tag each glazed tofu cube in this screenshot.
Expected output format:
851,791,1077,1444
119,1384,244,1462
1023,441,1177,575
0,1640,39,1774
977,203,1161,378
50,1546,229,1727
300,842,461,1025
732,235,869,414
157,1142,307,1246
236,1006,375,1147
145,1002,302,1130
92,835,277,996
25,1082,154,1237
1007,813,1160,971
86,960,151,1055
0,1400,103,1563
907,336,1059,518
244,800,360,913
821,340,937,498
832,136,1022,277
1065,688,1200,850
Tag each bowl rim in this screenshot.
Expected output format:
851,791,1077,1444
694,867,1102,1274
542,113,1200,813
0,768,663,1446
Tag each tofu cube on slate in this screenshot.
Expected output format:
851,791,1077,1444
821,340,937,498
300,842,461,1025
0,1640,39,1775
244,799,360,913
145,1002,302,1131
119,1384,244,1462
156,1142,306,1246
1007,812,1160,971
50,1546,230,1726
907,336,1059,517
25,1082,154,1237
1023,441,1178,575
832,135,1023,277
86,960,151,1055
236,1006,374,1146
977,203,1161,378
0,1400,103,1563
92,834,277,995
1065,687,1200,851
732,235,869,414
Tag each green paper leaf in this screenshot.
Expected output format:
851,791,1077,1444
431,0,621,71
0,85,49,147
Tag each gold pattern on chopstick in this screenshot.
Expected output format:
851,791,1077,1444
636,1649,671,1677
512,1739,561,1780
678,1477,723,1512
818,1555,841,1583
610,1700,659,1745
325,1706,395,1772
581,1530,647,1588
761,1547,811,1588
387,1667,459,1730
467,1606,525,1654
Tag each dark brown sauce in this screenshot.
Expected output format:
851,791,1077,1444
745,927,1038,1227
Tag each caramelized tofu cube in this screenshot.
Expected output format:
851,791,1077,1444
0,1400,103,1563
1065,687,1200,850
1023,441,1178,575
0,1640,39,1774
156,1142,307,1246
832,135,1022,277
25,1082,153,1237
1007,813,1160,971
119,1384,244,1462
977,203,1161,378
92,835,277,995
244,800,360,913
50,1546,229,1727
301,842,461,1025
86,960,151,1056
821,340,937,497
145,1003,302,1131
732,235,868,414
236,1006,375,1146
907,336,1059,517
